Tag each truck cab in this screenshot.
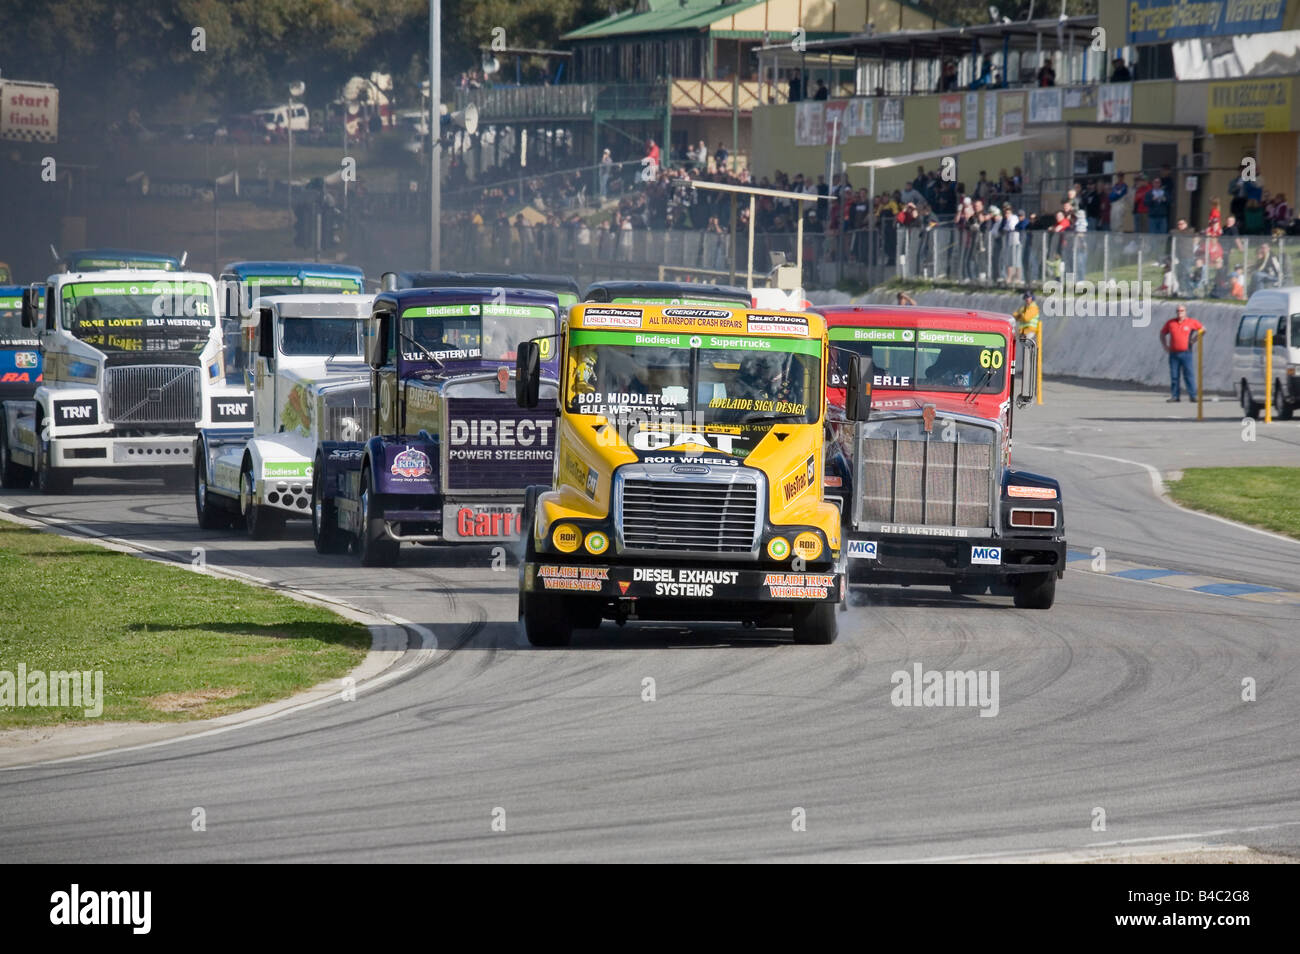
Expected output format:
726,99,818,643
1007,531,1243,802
382,270,580,314
312,286,562,564
817,304,1064,609
516,302,869,647
194,294,374,535
0,269,252,493
56,249,182,273
218,262,366,384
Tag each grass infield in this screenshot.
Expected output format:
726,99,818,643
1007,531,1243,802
0,522,369,727
1167,467,1300,541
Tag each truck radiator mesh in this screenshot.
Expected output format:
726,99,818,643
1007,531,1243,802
620,478,759,553
104,365,201,425
860,432,992,528
323,403,372,443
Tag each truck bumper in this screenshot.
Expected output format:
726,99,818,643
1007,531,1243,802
844,532,1065,583
51,434,196,470
521,559,844,621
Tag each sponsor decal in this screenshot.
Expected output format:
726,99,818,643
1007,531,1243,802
329,448,364,460
971,545,1002,566
643,308,743,331
448,504,522,540
585,468,599,498
878,524,970,538
263,461,312,478
643,453,739,467
14,351,38,369
793,532,823,561
746,312,809,336
1008,485,1057,499
391,447,431,479
618,580,631,595
767,537,790,560
847,539,878,560
497,366,509,393
445,402,555,489
584,531,609,555
552,523,582,553
781,455,815,505
53,399,97,425
0,372,35,383
582,306,643,329
762,572,835,599
538,564,606,591
210,396,252,423
633,566,739,598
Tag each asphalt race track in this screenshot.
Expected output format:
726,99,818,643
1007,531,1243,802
2,383,1298,862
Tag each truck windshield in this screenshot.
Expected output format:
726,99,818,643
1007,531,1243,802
398,302,556,362
0,293,33,344
829,327,1008,393
280,318,364,356
60,280,216,354
566,329,820,424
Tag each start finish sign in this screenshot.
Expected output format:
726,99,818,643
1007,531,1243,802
1,80,59,143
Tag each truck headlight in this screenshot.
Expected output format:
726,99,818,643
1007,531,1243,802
552,523,582,553
793,532,823,561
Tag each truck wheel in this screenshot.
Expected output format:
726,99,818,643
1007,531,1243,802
356,467,398,566
1241,382,1262,419
522,591,573,647
194,460,231,530
1012,571,1056,609
312,463,346,554
792,601,838,645
1273,381,1295,420
240,464,283,540
0,426,28,489
34,436,71,495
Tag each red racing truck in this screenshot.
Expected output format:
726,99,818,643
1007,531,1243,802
817,304,1064,609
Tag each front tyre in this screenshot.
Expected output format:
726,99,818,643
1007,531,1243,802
0,425,29,489
356,466,398,566
34,432,72,495
195,460,231,530
792,601,838,645
522,591,573,647
311,462,346,554
241,463,284,540
1274,381,1295,420
1012,571,1056,609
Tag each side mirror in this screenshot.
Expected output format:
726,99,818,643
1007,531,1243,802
516,339,541,408
367,312,391,370
20,286,41,328
256,307,275,360
1016,334,1038,408
845,353,874,422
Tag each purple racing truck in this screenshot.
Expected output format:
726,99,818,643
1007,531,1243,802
311,286,560,565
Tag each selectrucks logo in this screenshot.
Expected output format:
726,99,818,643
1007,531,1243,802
582,307,643,329
391,447,431,479
746,313,809,336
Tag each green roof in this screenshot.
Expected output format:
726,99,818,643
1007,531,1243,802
562,0,769,40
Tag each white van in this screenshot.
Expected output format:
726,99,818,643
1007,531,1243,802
254,103,309,134
1234,287,1299,419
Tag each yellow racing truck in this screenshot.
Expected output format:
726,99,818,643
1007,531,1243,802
514,301,874,646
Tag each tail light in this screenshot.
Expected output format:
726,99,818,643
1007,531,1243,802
1010,508,1056,528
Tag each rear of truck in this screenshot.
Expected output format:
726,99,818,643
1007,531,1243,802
820,306,1065,609
517,303,853,646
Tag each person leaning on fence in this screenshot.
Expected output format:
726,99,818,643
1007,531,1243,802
1252,242,1283,293
1159,305,1204,402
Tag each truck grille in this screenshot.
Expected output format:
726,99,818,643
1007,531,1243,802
323,403,372,442
619,475,760,554
104,365,201,425
857,418,995,528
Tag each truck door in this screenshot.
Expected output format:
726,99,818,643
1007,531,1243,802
253,306,277,433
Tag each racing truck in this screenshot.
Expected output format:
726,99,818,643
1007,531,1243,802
311,286,562,564
515,301,875,647
193,294,374,536
0,269,253,493
218,262,366,383
0,287,43,486
817,304,1064,609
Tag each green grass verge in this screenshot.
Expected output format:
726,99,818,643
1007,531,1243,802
1167,467,1300,540
0,522,369,728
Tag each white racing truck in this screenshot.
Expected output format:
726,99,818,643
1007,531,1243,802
0,269,252,493
193,294,374,536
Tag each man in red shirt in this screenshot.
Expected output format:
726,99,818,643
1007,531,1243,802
1159,304,1204,402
